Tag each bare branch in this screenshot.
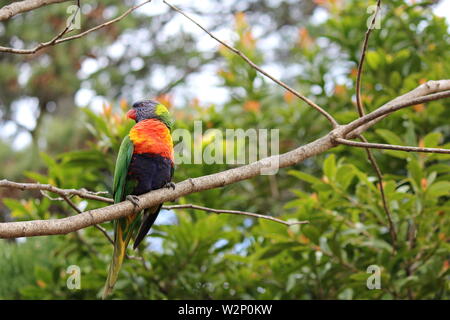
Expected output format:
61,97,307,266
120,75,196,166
61,193,82,213
0,132,335,238
357,135,397,246
0,0,70,21
335,137,450,154
40,190,64,201
58,191,114,244
0,78,449,239
2,179,305,226
163,0,338,128
162,204,308,226
0,0,152,54
0,179,113,203
355,0,381,117
354,0,397,248
41,184,114,244
2,179,305,232
44,0,81,47
345,82,450,138
93,224,114,245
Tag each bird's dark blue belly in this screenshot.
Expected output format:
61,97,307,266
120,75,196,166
127,153,173,195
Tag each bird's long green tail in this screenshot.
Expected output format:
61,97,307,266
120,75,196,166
102,218,134,299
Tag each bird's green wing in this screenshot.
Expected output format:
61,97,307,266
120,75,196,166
104,135,135,299
113,135,134,204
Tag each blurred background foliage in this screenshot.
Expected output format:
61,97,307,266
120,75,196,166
0,0,449,299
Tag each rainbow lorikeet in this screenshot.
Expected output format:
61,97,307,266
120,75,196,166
103,100,175,298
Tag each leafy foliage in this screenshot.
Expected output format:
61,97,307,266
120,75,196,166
0,1,449,299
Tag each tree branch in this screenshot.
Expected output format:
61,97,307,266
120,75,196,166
57,189,115,244
162,204,308,226
351,0,398,247
345,83,450,139
1,0,449,241
1,179,306,236
163,0,338,128
1,79,449,238
357,135,397,247
0,0,70,21
0,179,112,203
335,137,450,154
355,0,381,117
0,0,151,54
0,132,334,238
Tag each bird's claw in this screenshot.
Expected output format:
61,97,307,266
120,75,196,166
126,195,141,210
164,182,176,190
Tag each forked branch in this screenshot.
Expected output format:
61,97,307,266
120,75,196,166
0,0,151,54
163,0,338,128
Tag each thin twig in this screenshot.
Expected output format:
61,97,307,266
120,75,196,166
354,0,395,248
0,179,113,203
355,0,381,117
163,204,309,226
60,189,115,245
54,189,103,256
37,0,82,51
1,179,115,243
44,0,81,45
61,193,81,213
163,0,338,128
358,135,397,246
40,190,64,201
354,135,398,246
94,224,114,245
0,0,151,54
73,230,101,256
335,137,450,154
344,88,450,138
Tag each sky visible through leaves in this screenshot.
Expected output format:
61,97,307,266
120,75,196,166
2,0,449,151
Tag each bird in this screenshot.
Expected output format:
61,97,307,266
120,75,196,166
103,99,175,299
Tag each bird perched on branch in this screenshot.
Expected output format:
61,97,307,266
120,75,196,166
103,100,175,299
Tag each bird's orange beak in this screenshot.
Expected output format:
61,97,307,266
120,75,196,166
126,109,136,120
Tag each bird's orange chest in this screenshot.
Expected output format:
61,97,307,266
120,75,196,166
129,119,173,161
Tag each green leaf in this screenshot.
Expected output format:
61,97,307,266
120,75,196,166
24,171,49,184
389,71,402,88
375,129,404,145
349,272,370,282
301,225,320,244
2,199,28,218
393,49,410,64
407,158,422,187
426,181,450,199
336,164,355,190
60,150,108,169
366,51,381,70
323,154,336,181
288,170,323,185
426,164,450,174
82,108,111,138
361,239,393,252
258,242,300,260
423,132,442,148
375,129,408,159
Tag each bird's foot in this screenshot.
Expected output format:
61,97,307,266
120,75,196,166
126,195,141,210
164,182,176,190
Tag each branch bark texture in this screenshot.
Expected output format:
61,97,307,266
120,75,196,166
0,0,70,21
1,80,449,239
